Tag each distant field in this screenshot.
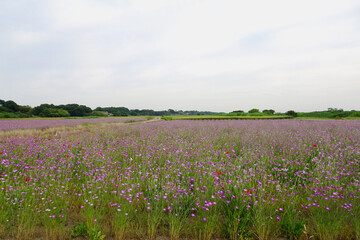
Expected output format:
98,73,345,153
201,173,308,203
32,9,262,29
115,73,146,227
296,116,360,120
0,119,359,240
164,115,293,120
0,117,148,131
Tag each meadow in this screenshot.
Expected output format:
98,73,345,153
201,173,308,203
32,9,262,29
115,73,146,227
0,117,148,131
0,119,359,240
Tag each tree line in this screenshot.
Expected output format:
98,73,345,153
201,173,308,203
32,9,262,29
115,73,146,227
0,99,359,118
0,99,221,118
226,108,360,118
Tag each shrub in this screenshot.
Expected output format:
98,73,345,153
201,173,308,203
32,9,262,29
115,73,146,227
285,110,298,117
248,108,260,113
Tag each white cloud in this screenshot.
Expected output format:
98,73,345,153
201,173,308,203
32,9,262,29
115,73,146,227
9,31,48,45
1,0,360,111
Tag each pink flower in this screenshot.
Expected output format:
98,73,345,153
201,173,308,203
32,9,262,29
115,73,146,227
203,217,206,222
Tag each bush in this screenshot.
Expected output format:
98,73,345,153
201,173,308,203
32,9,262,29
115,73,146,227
248,108,260,113
161,116,173,121
286,110,298,117
91,111,109,117
39,108,70,117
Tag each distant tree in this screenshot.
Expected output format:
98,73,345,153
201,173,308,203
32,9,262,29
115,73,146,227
59,104,92,116
168,109,176,115
157,110,170,116
130,109,141,116
0,106,10,112
0,99,5,106
95,107,130,116
140,109,156,116
92,111,109,117
230,110,245,116
18,105,32,113
248,108,260,113
40,108,70,117
31,104,55,116
286,110,298,117
3,100,19,112
262,109,275,115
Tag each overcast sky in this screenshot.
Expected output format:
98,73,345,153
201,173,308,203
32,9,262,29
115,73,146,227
1,0,359,112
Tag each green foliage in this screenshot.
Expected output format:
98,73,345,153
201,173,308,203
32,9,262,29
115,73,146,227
95,107,130,116
0,112,30,118
91,111,109,117
286,110,298,117
31,104,55,116
248,108,260,113
311,209,343,240
262,109,275,115
222,196,253,239
31,103,92,117
59,104,92,116
18,105,32,113
297,108,360,119
39,108,70,117
0,106,11,112
229,110,246,116
161,116,173,120
248,112,264,116
70,223,88,238
350,110,360,117
3,100,19,112
280,212,304,240
89,229,106,240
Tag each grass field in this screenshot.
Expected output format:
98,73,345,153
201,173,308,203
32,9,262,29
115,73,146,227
0,119,359,240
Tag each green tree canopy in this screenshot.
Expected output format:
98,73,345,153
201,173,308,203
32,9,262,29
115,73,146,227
286,110,298,117
262,109,275,115
248,108,260,113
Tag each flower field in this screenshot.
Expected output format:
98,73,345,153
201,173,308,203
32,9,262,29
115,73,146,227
0,119,359,240
0,117,147,131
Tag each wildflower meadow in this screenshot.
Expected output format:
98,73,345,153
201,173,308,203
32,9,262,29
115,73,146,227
0,119,359,240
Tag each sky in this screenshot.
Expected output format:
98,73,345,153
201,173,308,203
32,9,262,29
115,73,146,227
1,0,360,113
